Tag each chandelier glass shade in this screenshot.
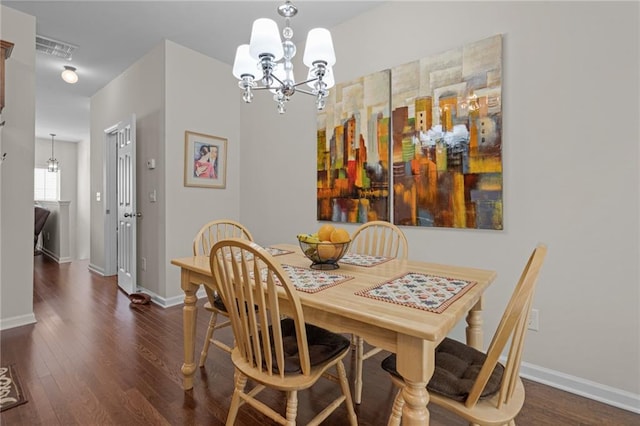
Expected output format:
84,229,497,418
232,1,336,114
48,133,59,173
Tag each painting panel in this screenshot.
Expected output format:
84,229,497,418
184,131,227,189
391,34,503,230
317,70,391,223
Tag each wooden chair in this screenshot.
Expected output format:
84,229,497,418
210,238,358,426
349,220,409,404
193,219,253,367
381,244,547,426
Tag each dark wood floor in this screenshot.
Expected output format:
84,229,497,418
1,255,638,425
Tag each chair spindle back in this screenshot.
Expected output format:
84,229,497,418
465,244,547,408
192,219,253,257
350,221,409,260
210,238,311,378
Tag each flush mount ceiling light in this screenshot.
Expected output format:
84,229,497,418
61,65,78,84
47,133,59,173
232,0,336,114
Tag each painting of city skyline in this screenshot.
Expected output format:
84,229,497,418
392,35,503,230
316,70,391,223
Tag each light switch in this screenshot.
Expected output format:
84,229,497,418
149,190,157,202
147,158,156,169
96,192,101,202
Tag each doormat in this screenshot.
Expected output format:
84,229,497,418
0,365,28,412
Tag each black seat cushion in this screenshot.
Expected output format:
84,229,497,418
213,294,258,314
270,318,350,374
381,337,505,402
212,293,227,312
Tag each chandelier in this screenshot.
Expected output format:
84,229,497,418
232,0,336,114
47,133,59,172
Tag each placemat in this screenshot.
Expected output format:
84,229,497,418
266,246,294,256
339,253,392,267
355,272,476,313
255,264,353,293
229,246,293,262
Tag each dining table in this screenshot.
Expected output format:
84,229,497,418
171,243,496,425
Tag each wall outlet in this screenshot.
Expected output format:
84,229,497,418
528,309,539,331
141,257,147,271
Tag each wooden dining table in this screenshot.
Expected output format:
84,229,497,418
171,243,496,425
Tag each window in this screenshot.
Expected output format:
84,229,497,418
34,168,60,201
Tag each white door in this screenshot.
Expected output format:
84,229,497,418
116,115,137,294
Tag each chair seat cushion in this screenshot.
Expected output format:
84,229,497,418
274,318,350,373
212,294,227,312
381,337,505,402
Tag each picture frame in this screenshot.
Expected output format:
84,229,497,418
184,131,227,189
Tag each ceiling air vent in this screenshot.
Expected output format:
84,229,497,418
35,35,78,60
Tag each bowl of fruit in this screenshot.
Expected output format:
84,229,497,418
297,224,351,270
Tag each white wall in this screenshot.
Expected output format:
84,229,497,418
0,6,37,329
163,41,241,300
90,43,165,290
90,40,240,302
239,0,639,407
76,138,90,260
35,137,78,260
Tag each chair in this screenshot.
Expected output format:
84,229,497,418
34,206,50,252
210,238,358,426
193,219,254,367
381,244,547,426
349,220,409,404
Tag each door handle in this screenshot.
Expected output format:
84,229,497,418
124,212,142,218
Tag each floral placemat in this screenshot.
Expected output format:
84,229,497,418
266,247,293,256
355,272,476,313
229,246,293,262
254,264,353,293
339,253,392,267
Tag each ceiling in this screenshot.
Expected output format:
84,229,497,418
3,1,384,143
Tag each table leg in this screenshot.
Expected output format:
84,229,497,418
181,269,199,390
465,297,484,350
395,335,434,425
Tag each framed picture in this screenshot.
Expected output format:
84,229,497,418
184,131,227,189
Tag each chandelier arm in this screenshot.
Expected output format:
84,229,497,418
268,73,285,87
293,78,318,88
294,88,317,96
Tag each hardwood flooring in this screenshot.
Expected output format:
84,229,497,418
1,255,638,425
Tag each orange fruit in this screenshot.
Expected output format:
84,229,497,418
318,224,335,242
330,228,350,243
317,242,337,260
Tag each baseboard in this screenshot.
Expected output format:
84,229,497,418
0,287,205,330
0,313,37,331
41,248,72,264
88,263,105,275
518,360,640,414
134,287,207,308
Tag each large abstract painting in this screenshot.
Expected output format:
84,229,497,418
392,35,503,229
316,70,391,223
